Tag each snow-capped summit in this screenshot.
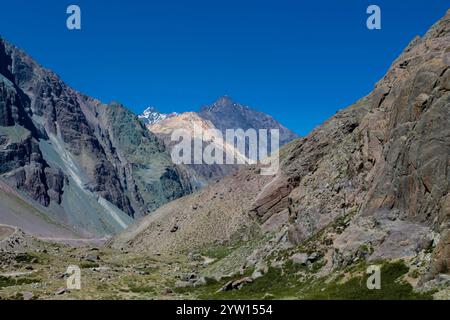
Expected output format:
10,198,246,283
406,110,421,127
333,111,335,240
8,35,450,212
138,107,178,125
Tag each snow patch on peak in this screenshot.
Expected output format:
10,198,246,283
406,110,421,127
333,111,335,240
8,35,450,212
138,107,178,125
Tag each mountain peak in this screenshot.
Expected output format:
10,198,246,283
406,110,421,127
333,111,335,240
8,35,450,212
212,95,239,109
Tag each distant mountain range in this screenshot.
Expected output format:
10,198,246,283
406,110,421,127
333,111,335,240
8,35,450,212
139,96,299,186
139,96,298,147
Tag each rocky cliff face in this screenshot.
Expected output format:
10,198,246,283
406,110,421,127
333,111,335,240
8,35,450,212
0,42,60,208
114,11,450,290
89,101,192,217
0,38,192,235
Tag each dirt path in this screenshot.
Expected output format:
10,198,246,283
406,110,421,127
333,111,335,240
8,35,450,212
0,270,36,278
36,236,109,247
0,222,108,247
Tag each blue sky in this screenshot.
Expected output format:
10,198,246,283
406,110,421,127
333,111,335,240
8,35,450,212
0,1,448,135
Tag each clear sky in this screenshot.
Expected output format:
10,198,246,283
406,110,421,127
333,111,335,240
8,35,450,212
0,1,448,135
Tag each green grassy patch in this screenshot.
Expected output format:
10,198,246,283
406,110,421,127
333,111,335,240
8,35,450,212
14,253,38,264
303,261,432,300
177,261,434,300
129,285,155,294
193,267,307,300
200,245,235,261
0,276,39,289
80,262,100,269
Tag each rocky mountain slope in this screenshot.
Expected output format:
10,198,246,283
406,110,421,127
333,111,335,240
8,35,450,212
0,38,192,237
113,10,450,295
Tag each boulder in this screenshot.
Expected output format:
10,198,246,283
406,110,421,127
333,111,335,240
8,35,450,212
218,277,253,292
291,253,309,265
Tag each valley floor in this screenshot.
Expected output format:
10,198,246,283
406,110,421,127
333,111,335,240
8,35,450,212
0,237,447,300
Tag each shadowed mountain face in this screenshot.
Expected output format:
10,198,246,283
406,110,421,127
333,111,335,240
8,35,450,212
114,10,450,289
0,38,192,237
199,96,299,147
